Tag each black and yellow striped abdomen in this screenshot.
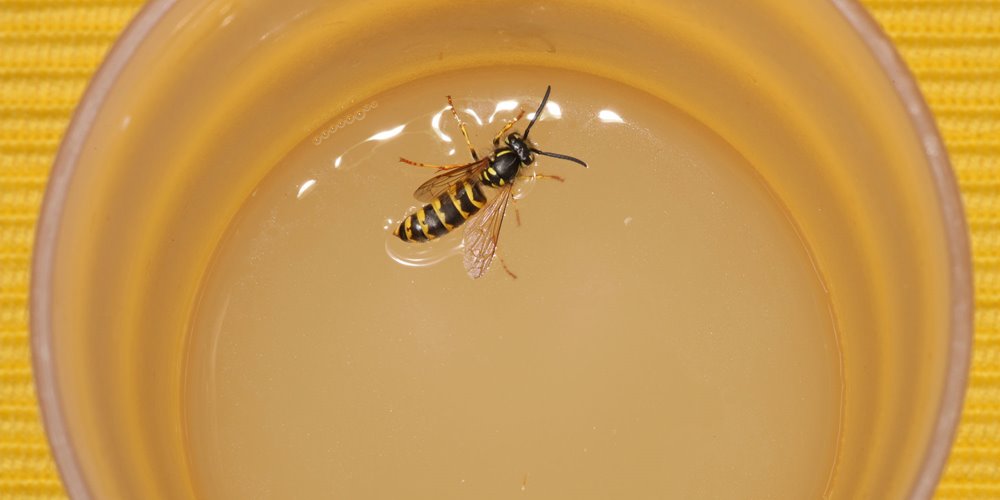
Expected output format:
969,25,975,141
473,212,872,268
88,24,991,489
394,180,487,242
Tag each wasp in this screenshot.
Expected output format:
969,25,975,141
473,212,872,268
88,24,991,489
393,86,587,279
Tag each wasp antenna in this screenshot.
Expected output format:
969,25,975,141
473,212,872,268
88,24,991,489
522,85,552,140
531,149,588,168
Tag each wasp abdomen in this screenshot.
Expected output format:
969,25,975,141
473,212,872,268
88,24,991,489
394,180,486,242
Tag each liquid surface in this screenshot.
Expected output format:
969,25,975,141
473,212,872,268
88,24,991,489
183,68,842,499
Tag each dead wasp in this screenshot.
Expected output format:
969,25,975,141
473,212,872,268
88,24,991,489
394,86,587,279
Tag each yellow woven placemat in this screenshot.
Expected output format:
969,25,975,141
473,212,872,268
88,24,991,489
0,1,996,498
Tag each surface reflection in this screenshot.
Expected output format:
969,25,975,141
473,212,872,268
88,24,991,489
366,124,406,142
488,100,519,123
296,179,316,199
598,109,625,124
430,107,452,142
464,108,483,126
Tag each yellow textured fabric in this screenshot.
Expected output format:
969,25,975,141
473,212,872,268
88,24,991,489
0,1,995,498
1,2,145,498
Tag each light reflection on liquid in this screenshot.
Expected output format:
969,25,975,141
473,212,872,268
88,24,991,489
488,99,519,123
296,179,316,199
430,107,452,142
384,234,464,268
598,109,625,123
544,101,562,118
365,124,406,141
323,121,411,173
463,108,483,126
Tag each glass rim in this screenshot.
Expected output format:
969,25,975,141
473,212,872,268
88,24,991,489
827,1,973,497
29,1,973,498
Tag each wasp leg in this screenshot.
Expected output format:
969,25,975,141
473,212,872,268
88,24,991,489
493,109,526,146
447,95,479,162
399,157,470,170
499,255,518,279
530,173,565,183
510,196,523,227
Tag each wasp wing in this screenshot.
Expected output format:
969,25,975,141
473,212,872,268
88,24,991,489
463,184,514,279
412,158,489,202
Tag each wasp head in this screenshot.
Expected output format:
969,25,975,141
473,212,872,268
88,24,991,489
506,132,534,165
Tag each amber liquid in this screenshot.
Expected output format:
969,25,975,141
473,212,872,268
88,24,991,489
183,67,842,498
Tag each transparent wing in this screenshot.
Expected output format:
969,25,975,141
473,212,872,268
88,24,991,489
412,158,489,202
463,184,514,279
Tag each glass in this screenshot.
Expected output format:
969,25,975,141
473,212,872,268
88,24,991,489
31,0,971,498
